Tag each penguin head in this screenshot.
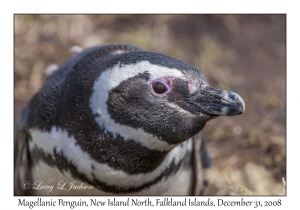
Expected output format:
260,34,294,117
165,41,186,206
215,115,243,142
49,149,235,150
90,50,245,151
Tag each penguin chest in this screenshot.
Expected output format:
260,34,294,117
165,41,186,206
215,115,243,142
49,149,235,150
30,159,194,195
28,128,195,195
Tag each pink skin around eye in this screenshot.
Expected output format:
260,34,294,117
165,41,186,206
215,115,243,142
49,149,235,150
149,76,175,96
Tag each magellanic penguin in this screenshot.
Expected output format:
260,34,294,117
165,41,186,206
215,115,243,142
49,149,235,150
14,44,245,195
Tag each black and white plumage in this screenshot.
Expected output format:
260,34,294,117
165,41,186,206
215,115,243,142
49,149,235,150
15,44,245,195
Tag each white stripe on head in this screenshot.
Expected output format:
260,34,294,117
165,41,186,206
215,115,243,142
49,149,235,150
90,61,186,151
29,128,192,189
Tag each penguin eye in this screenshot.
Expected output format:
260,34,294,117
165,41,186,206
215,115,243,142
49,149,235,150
152,82,167,94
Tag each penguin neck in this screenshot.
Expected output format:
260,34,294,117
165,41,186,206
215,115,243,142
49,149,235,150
88,129,174,174
93,115,179,152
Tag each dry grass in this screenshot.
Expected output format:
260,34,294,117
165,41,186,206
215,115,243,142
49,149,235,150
204,164,285,196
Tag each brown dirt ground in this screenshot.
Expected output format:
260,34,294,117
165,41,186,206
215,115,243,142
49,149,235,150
14,14,286,195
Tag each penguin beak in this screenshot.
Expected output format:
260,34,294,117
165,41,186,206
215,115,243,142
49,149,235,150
191,85,245,116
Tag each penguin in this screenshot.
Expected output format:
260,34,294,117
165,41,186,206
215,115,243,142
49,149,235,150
14,44,245,195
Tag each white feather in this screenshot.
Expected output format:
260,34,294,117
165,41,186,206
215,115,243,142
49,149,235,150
29,127,192,189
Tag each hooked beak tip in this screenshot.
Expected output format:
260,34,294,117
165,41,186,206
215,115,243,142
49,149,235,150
234,92,245,115
220,90,245,116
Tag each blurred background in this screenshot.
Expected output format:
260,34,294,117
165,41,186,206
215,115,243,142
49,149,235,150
14,14,286,195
